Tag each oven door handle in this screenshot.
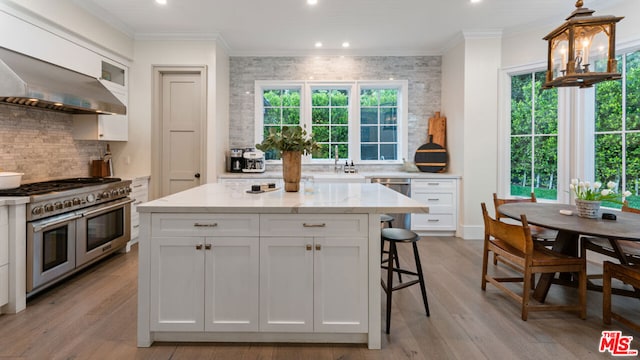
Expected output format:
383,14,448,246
32,213,83,232
79,198,134,217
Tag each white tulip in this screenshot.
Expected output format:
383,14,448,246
585,181,591,188
624,190,632,197
571,179,579,186
569,184,575,190
579,181,585,188
607,181,616,189
601,189,611,196
594,182,602,189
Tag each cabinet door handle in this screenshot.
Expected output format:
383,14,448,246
427,182,439,186
427,198,440,201
303,223,326,228
428,219,440,222
315,244,322,251
306,244,312,251
194,223,218,227
196,244,203,250
205,244,212,250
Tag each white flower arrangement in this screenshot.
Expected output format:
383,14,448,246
569,178,632,203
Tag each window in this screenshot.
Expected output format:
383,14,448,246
593,50,640,208
509,71,559,200
311,88,349,160
360,89,399,160
261,88,301,160
256,81,407,163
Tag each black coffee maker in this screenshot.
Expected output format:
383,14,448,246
229,148,244,173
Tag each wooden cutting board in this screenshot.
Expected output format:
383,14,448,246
414,135,448,172
427,112,446,148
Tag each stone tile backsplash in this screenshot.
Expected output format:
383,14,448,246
229,55,441,164
0,104,106,183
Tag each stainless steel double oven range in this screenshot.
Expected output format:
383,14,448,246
0,178,133,296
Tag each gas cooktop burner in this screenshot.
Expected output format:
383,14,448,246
0,177,122,196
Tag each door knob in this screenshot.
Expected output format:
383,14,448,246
194,173,201,178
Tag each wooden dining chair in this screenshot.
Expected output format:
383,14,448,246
493,193,558,245
492,193,558,270
481,202,587,321
603,261,640,332
581,203,640,283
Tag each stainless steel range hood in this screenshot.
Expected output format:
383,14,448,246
0,47,126,115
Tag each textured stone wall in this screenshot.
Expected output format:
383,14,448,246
0,104,106,183
229,56,441,165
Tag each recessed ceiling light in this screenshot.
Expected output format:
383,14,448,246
470,0,481,3
315,42,323,48
156,0,167,5
342,42,350,48
307,0,318,5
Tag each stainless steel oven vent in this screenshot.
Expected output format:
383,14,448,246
0,47,126,115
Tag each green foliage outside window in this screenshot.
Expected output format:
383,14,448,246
360,89,399,160
509,50,640,209
510,72,558,200
594,50,640,209
311,89,349,159
263,89,301,160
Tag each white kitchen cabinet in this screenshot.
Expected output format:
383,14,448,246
0,205,8,311
72,60,129,141
72,88,128,141
149,214,259,332
411,178,459,235
260,214,368,333
130,176,150,242
0,10,101,78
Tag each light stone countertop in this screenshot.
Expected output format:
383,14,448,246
0,196,29,206
218,170,460,180
138,182,429,214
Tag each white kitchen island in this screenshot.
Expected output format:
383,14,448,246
136,182,428,349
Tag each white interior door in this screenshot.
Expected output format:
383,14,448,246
160,72,204,196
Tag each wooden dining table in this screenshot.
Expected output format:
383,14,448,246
498,202,640,302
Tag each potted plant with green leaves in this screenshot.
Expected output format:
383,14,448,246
570,178,632,218
256,126,318,192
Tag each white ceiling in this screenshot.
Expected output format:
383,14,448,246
74,0,625,56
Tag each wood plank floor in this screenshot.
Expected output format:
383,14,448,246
1,236,639,359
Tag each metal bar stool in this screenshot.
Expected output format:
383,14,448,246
381,227,430,334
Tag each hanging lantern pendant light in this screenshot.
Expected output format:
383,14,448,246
543,0,624,89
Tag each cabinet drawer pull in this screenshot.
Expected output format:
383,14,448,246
306,244,312,251
205,244,212,250
196,244,203,250
315,244,322,251
194,223,218,227
134,184,143,188
428,219,440,222
427,182,440,186
303,223,326,228
133,224,140,228
427,198,440,201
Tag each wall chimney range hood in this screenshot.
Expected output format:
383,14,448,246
0,47,126,115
